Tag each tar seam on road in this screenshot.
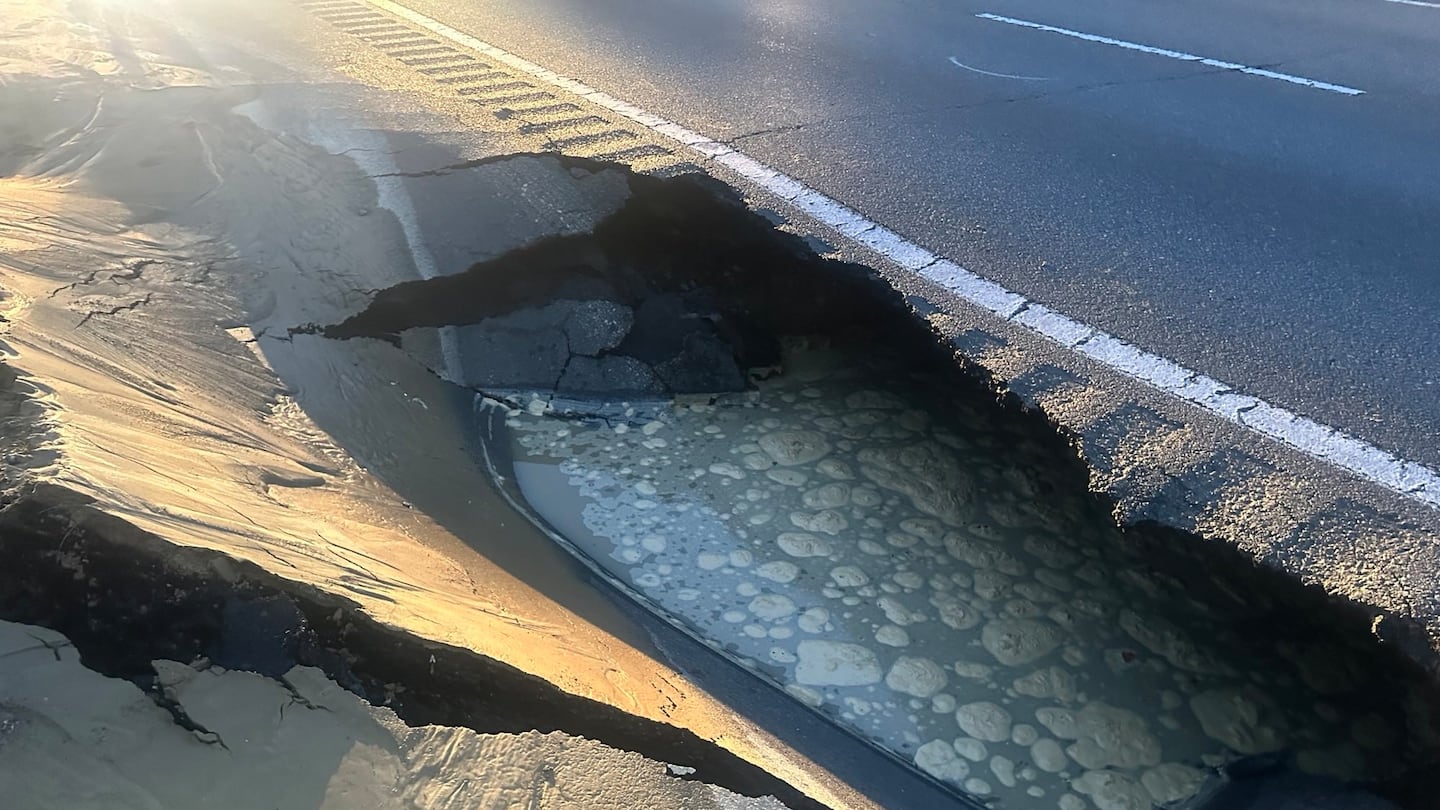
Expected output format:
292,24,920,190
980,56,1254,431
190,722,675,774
350,0,1440,509
947,56,1049,81
975,13,1366,96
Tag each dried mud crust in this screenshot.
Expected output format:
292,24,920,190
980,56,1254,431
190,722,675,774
0,483,819,810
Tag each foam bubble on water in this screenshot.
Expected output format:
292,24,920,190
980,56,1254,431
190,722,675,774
1119,609,1229,676
900,518,943,543
736,582,760,597
915,740,970,782
1043,702,1162,770
797,607,830,634
697,552,728,570
791,509,848,535
953,660,995,681
759,430,832,466
875,624,911,647
892,571,925,590
1190,687,1286,754
1011,723,1040,746
829,566,870,587
795,639,883,687
885,532,919,549
990,755,1017,788
1140,763,1206,804
851,488,883,507
1031,738,1068,773
1014,666,1078,703
766,469,809,487
749,593,797,621
802,483,851,509
777,532,833,558
756,561,800,583
953,737,988,762
729,549,754,567
858,539,889,555
742,453,775,471
964,778,992,796
709,462,745,480
982,618,1063,666
1072,770,1151,810
640,534,667,553
816,458,855,480
722,610,747,624
1058,794,1087,810
956,701,1012,743
932,693,958,714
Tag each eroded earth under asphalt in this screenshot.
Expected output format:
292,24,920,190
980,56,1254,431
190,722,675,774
308,157,1440,810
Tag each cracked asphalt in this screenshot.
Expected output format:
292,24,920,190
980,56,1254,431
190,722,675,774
390,0,1440,469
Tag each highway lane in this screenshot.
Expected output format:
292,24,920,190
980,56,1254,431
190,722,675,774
394,0,1440,468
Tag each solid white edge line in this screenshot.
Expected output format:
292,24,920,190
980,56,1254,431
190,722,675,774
975,13,1365,96
1383,0,1440,8
358,0,1437,509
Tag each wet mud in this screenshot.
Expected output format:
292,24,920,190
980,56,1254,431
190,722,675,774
308,155,1440,809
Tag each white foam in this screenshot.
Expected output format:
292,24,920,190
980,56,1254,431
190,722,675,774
981,618,1063,666
756,561,800,583
953,737,988,762
749,593,797,621
795,640,883,687
1190,688,1286,754
790,509,849,535
1014,666,1078,703
875,625,911,647
1011,723,1040,746
829,566,870,587
1031,738,1068,773
990,755,1017,788
697,552,728,570
759,430,832,466
803,483,851,509
777,532,833,558
915,739,970,782
956,701,1013,743
797,607,830,633
765,469,809,487
1044,702,1162,770
1072,770,1151,810
1140,763,1207,804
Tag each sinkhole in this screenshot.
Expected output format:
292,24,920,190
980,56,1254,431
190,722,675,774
314,155,1440,810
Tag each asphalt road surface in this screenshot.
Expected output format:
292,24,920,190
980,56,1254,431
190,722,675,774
396,0,1440,469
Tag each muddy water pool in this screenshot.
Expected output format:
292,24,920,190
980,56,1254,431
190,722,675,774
491,343,1416,810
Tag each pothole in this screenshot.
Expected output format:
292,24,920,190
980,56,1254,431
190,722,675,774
309,155,1440,809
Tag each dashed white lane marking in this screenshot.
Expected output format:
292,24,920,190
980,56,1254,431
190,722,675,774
1383,0,1440,7
975,13,1366,96
360,0,1438,508
948,56,1049,81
